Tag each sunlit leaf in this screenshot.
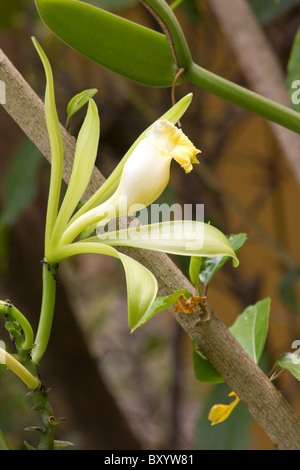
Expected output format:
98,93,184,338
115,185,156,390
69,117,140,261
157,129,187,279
35,0,177,86
131,288,191,332
229,298,271,364
50,99,100,249
47,241,157,330
189,255,202,288
32,37,64,255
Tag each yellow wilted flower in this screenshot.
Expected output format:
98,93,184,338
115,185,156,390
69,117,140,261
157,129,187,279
208,391,240,426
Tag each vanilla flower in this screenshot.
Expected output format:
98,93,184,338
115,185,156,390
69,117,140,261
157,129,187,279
59,119,200,245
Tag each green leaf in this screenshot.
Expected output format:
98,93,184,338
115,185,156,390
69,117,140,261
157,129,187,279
199,233,247,285
91,221,239,267
0,138,42,227
47,241,158,331
229,298,271,364
277,352,300,381
131,288,192,332
81,0,138,9
287,27,300,113
35,0,177,86
50,99,100,250
67,88,98,119
32,37,64,256
189,256,202,288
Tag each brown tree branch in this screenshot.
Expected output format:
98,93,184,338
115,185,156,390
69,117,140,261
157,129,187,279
1,48,300,449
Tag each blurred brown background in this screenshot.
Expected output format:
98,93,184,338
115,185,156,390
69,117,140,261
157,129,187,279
1,0,300,450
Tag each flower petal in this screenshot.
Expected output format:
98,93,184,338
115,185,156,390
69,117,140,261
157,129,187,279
47,242,157,330
67,93,194,224
89,221,239,267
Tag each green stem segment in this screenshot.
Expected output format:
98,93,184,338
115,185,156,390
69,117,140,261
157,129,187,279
0,300,34,350
140,0,192,69
185,62,300,134
32,261,57,365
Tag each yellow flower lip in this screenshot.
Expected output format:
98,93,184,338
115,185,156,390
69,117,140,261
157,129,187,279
147,119,201,173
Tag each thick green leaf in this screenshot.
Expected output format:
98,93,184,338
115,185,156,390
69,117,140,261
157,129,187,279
287,27,300,113
131,288,192,332
50,99,100,249
35,0,177,86
229,298,271,364
67,88,98,119
91,221,239,267
199,233,247,285
81,0,138,9
32,37,64,256
277,352,300,381
47,241,157,331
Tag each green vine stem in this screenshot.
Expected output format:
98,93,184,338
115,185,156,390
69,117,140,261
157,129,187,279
0,300,34,350
185,62,300,134
31,261,57,365
141,0,300,134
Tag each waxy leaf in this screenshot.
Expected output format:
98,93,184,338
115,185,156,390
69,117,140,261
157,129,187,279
131,288,192,332
50,99,100,250
93,221,239,267
46,241,157,331
32,37,64,256
35,0,177,86
229,298,270,365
